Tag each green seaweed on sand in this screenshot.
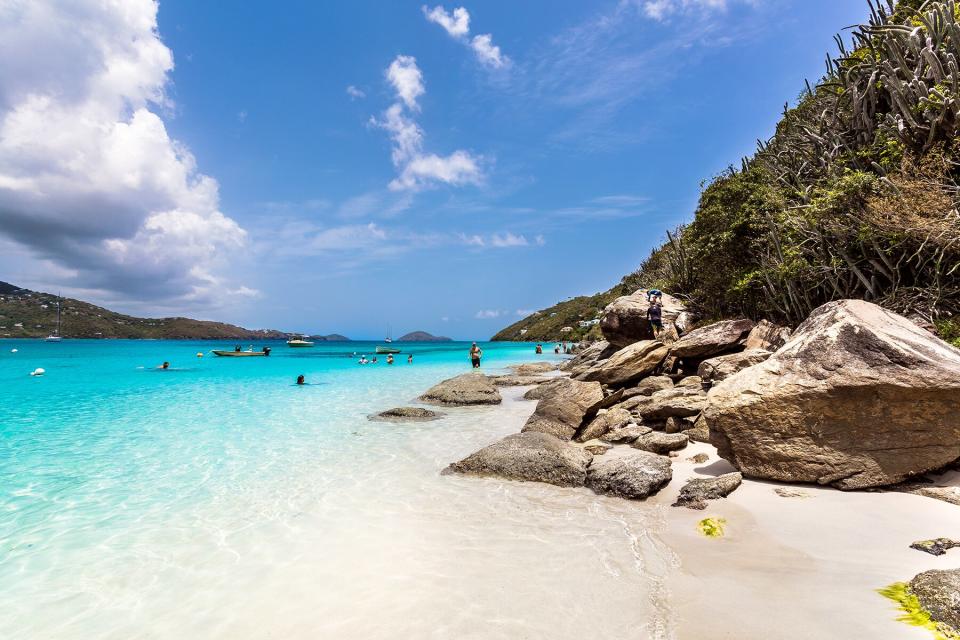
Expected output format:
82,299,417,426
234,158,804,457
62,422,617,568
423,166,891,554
697,517,726,538
877,582,959,640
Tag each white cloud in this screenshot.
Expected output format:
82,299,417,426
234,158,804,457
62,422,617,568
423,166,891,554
475,309,502,319
0,0,249,306
422,5,509,69
373,56,482,192
459,233,486,247
346,85,366,100
516,309,534,316
489,232,528,247
386,55,424,111
534,234,546,246
458,232,543,249
237,109,248,123
635,0,750,21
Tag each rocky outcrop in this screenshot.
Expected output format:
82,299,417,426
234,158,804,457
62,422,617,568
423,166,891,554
444,432,592,487
686,414,710,443
706,300,960,489
510,362,557,375
622,387,707,420
676,375,703,388
521,378,604,439
370,407,445,422
697,349,771,385
600,290,685,348
523,379,566,401
419,373,503,406
908,569,960,634
490,375,553,387
576,340,668,386
581,440,612,456
668,318,755,359
585,451,672,499
632,431,689,454
575,407,633,443
560,341,615,375
623,375,674,398
601,424,651,444
672,472,743,510
744,319,791,351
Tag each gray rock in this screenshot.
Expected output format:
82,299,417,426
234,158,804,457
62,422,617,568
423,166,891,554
560,341,615,375
576,340,669,387
622,375,674,399
600,289,686,348
686,414,710,443
510,362,557,375
675,375,703,388
632,431,689,454
419,373,502,406
744,319,792,351
665,416,695,434
698,350,771,385
370,407,445,422
576,407,633,443
672,472,743,509
909,569,960,634
910,538,960,557
523,379,566,401
586,450,673,499
444,432,592,487
581,440,613,456
706,300,960,489
623,387,707,420
669,318,755,359
687,453,710,464
521,378,604,439
489,375,553,387
600,423,651,444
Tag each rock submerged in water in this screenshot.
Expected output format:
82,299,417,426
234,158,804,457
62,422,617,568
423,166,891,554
370,407,445,422
586,450,672,499
444,432,592,488
706,299,960,489
419,373,503,406
672,472,743,510
521,378,604,440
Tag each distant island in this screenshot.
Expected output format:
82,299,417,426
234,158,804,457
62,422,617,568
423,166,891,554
397,331,452,342
0,281,342,340
309,334,351,342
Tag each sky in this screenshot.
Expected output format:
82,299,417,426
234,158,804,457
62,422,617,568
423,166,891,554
0,0,871,339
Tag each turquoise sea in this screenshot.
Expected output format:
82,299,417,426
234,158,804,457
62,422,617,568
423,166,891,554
0,339,669,639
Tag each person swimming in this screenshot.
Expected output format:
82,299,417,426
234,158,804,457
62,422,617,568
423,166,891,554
386,354,394,365
160,361,170,370
359,355,369,364
296,374,305,385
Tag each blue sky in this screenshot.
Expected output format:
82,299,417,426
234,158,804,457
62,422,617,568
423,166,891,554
0,0,869,339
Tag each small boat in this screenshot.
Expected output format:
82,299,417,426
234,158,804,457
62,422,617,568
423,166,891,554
375,345,401,354
212,349,270,357
45,295,63,342
286,337,315,347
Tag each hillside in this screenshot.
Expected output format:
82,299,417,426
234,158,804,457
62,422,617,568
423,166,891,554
0,282,289,340
398,331,451,342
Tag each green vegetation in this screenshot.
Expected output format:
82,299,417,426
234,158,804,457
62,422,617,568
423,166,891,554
696,517,727,538
0,281,288,340
877,582,958,640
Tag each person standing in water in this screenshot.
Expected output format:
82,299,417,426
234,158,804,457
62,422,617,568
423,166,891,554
470,342,482,368
386,354,394,365
407,354,413,364
296,374,305,385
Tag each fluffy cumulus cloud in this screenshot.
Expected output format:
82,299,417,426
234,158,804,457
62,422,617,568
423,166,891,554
0,0,249,304
422,5,509,69
373,56,482,192
457,232,544,248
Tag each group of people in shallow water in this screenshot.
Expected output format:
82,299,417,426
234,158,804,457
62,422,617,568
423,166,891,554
535,342,572,355
355,353,414,365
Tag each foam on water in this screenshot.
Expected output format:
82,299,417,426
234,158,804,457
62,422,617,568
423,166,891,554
0,340,674,639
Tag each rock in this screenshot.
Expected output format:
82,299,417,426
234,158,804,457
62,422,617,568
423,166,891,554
510,362,557,375
580,388,625,424
672,472,743,509
675,311,695,334
560,341,615,375
581,440,613,456
419,373,503,406
600,423,651,444
899,485,960,506
521,379,604,440
489,375,552,387
910,538,960,557
576,340,669,387
523,379,566,401
744,319,792,351
622,375,674,399
686,414,710,443
585,450,672,499
623,387,707,420
688,453,710,464
665,416,695,434
706,299,960,489
675,375,703,388
909,569,960,633
669,318,755,359
774,487,811,498
632,431,689,454
444,432,592,487
370,407,445,422
575,407,633,443
600,289,686,348
697,350,771,385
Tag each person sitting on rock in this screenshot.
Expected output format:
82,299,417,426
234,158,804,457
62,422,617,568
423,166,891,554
647,301,664,337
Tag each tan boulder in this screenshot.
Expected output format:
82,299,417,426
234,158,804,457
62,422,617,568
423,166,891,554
575,407,633,442
600,289,685,348
744,319,792,351
576,340,668,386
668,318,755,359
706,300,960,489
419,373,502,406
521,378,604,440
697,349,771,385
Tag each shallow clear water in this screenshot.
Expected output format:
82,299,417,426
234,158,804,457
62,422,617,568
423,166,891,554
0,340,673,639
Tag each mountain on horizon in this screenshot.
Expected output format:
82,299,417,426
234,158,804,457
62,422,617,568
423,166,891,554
397,331,452,342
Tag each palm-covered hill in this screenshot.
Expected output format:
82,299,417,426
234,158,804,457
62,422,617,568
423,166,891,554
497,0,960,346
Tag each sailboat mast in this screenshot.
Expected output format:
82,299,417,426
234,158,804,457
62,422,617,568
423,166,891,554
56,295,61,336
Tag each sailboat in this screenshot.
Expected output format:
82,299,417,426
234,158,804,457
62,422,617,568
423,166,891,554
377,326,400,354
45,296,63,342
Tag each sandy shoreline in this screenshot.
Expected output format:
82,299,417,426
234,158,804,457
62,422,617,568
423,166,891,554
449,364,960,640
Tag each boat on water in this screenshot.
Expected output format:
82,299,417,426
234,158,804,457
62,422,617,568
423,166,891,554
212,347,272,357
375,345,401,354
45,295,63,342
286,336,314,347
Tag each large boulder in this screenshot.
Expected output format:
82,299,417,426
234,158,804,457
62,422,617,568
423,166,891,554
522,378,604,439
576,340,668,386
444,432,593,487
523,379,566,401
560,341,615,375
585,451,672,499
706,300,960,489
419,373,502,406
601,423,651,444
600,289,685,348
908,569,960,635
510,362,557,375
632,431,689,454
668,319,755,360
672,472,743,510
744,319,792,351
622,387,707,420
489,375,553,387
370,407,445,422
622,375,674,399
575,407,633,442
697,349,771,385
